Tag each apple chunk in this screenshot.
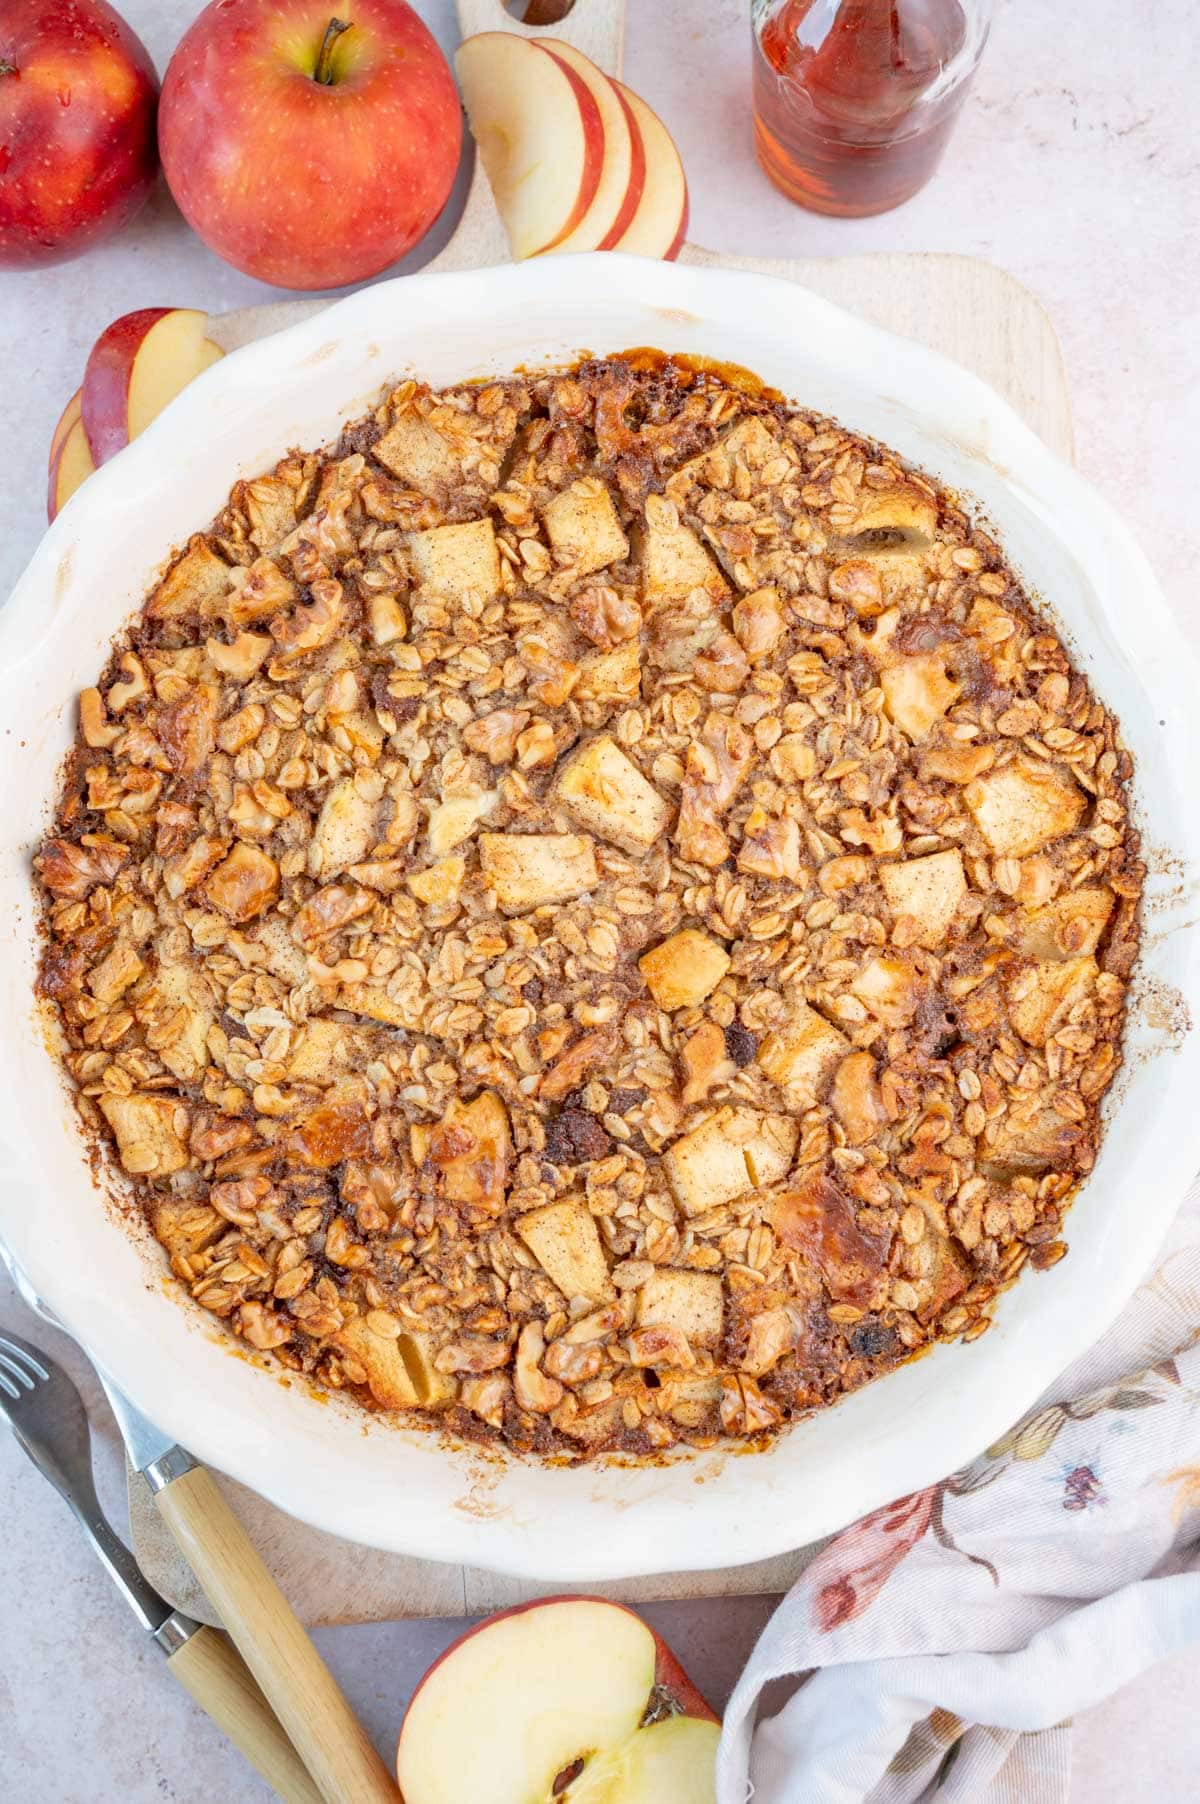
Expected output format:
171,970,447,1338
879,849,966,949
456,32,605,260
543,479,630,576
558,736,671,854
480,833,598,913
665,1107,797,1217
395,1597,718,1804
636,1268,723,1348
1015,886,1114,960
881,652,960,741
759,1000,849,1099
639,928,730,1012
576,638,642,703
82,308,224,465
517,1200,614,1302
964,757,1085,857
637,503,727,606
1006,954,1097,1047
408,519,501,603
610,83,689,261
47,384,93,523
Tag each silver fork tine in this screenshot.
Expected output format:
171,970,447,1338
0,1337,57,1408
0,1335,49,1380
0,1339,41,1376
0,1326,175,1630
0,1353,34,1394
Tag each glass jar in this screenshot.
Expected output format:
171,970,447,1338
752,0,995,217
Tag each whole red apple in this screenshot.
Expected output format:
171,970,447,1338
158,0,462,290
0,0,159,268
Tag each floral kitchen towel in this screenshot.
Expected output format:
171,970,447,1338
717,1190,1200,1803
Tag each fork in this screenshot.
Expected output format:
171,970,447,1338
0,1328,324,1804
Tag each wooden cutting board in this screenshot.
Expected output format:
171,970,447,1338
128,243,1073,1625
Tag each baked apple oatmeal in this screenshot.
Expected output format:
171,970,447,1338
34,353,1142,1458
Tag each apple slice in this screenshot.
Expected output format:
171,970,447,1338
395,1595,719,1804
537,41,646,254
49,387,83,470
47,416,97,523
610,84,689,261
455,32,605,259
81,308,224,465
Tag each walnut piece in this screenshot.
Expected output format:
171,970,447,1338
539,1025,619,1102
739,807,806,885
732,586,786,661
830,1052,889,1147
513,1322,564,1414
270,578,346,662
769,1171,889,1308
569,585,642,649
680,1020,735,1107
412,1091,511,1215
204,843,279,922
676,710,753,866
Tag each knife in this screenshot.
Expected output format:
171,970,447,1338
99,1373,399,1804
0,1240,398,1804
0,1323,323,1804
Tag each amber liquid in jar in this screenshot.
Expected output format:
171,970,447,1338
753,0,973,216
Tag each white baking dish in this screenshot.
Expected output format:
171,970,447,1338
2,255,1197,1580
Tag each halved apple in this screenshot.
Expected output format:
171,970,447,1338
47,415,97,523
455,32,605,259
611,83,689,261
395,1596,719,1804
81,307,224,465
538,41,646,254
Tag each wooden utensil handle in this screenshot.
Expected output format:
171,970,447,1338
154,1468,398,1804
168,1626,327,1804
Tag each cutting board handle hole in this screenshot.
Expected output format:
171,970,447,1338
504,0,577,23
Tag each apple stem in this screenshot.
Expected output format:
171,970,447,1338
0,62,17,76
313,17,352,84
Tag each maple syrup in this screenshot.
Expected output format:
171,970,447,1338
752,0,992,217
